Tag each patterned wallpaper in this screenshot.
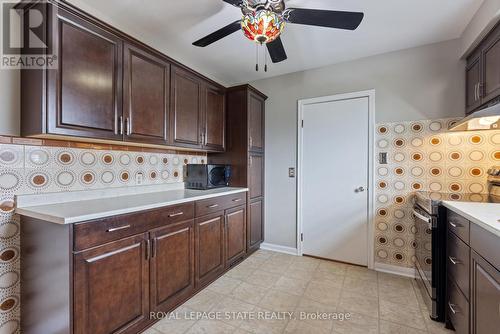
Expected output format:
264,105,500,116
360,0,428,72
0,142,206,333
374,118,500,268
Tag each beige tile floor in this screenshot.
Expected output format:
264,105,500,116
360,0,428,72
144,250,454,334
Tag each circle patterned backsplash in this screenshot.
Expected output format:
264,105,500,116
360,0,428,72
0,143,206,332
375,119,500,269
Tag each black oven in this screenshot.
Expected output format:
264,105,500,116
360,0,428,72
185,164,232,190
412,198,446,322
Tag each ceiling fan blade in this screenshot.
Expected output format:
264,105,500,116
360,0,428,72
222,0,243,7
266,37,287,63
285,8,364,30
193,20,241,47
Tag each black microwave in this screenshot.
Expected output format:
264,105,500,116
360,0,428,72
185,164,232,190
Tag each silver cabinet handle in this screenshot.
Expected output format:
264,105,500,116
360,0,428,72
107,225,131,232
119,116,124,135
249,137,253,147
124,118,131,136
448,302,458,314
232,198,242,202
449,256,461,265
207,204,219,208
168,212,184,217
449,221,459,228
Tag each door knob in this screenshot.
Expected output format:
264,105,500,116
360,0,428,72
355,186,365,193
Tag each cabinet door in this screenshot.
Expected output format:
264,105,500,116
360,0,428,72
248,198,264,251
482,32,500,104
171,67,202,148
249,154,264,199
466,56,482,114
123,43,170,145
73,234,149,334
195,213,225,287
225,205,246,267
471,251,500,334
248,91,265,152
150,220,194,312
48,9,123,140
203,85,225,151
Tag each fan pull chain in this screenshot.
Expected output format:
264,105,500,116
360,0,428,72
255,44,259,72
264,46,268,72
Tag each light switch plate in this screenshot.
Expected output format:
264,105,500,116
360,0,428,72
289,168,296,178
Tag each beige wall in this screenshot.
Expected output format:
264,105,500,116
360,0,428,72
250,39,466,249
0,69,20,136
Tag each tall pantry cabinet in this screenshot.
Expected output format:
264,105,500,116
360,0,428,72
209,85,267,254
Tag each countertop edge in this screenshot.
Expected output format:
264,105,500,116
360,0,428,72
441,201,500,238
16,188,248,225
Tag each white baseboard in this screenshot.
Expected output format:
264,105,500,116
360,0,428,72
260,243,298,256
374,262,416,278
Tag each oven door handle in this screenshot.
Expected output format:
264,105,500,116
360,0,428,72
413,210,433,230
413,210,431,223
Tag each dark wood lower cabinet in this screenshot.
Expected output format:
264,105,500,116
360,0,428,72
195,213,225,288
248,198,264,252
225,205,246,267
73,234,150,334
446,209,500,334
471,251,500,334
21,192,250,334
150,220,194,312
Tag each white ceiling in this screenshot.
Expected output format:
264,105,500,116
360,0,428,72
67,0,483,85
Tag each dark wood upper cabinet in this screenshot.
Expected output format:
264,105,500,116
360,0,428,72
225,205,246,267
195,212,225,288
482,30,500,103
203,85,226,151
123,43,170,145
170,67,203,148
150,220,194,312
73,234,150,334
471,250,500,334
249,153,264,199
21,1,226,151
466,56,482,114
465,22,500,115
248,91,265,152
48,8,123,140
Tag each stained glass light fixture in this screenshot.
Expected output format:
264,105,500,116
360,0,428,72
241,9,285,44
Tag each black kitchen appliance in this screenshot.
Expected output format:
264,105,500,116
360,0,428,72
413,166,500,321
185,164,232,190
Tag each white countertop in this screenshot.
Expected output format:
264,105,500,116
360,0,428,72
16,185,248,224
442,201,500,237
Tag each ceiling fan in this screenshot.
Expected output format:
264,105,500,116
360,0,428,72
193,0,364,66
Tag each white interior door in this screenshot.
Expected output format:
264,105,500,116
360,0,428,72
300,96,369,266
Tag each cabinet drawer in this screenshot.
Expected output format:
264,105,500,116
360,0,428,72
448,210,470,244
447,279,469,334
447,231,470,299
195,193,246,217
73,202,194,251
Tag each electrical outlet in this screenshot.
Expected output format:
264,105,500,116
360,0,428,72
135,172,144,185
288,167,296,178
379,152,388,165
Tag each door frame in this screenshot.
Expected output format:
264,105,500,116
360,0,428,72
296,90,376,269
